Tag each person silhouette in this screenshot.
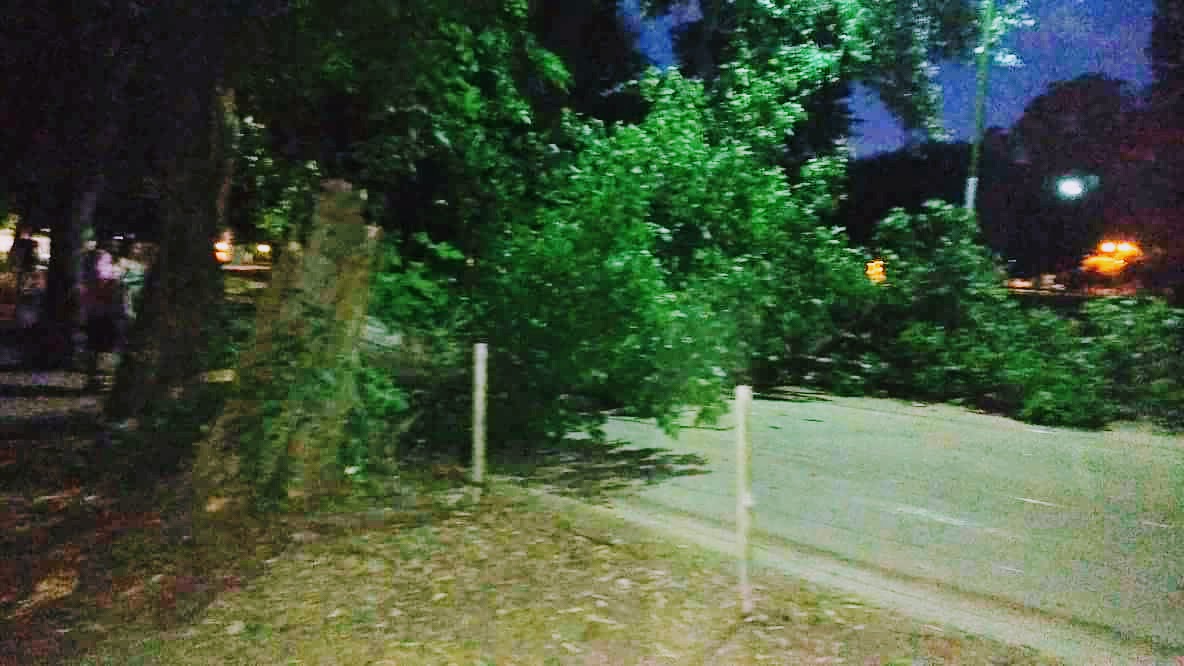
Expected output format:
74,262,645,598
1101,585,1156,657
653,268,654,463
7,222,36,296
79,242,126,390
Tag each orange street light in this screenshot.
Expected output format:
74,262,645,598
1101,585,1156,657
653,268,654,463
1097,239,1142,258
866,259,886,284
1082,254,1126,276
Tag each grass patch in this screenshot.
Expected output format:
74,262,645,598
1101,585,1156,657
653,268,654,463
75,488,1063,665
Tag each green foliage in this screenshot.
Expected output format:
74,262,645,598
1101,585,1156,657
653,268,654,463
648,0,1032,138
813,201,1184,431
996,306,1111,428
872,201,1005,327
234,282,410,512
225,0,1172,468
234,310,327,512
340,365,410,484
370,233,471,355
480,70,874,443
233,115,321,241
809,201,1010,398
364,234,476,460
234,0,564,257
482,74,721,441
1084,297,1184,429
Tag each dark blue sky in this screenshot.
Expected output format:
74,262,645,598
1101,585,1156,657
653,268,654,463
622,0,1155,156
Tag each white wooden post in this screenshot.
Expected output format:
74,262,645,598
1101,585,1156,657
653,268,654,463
735,384,754,615
471,343,488,500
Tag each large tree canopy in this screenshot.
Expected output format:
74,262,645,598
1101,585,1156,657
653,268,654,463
646,0,1029,134
1013,74,1134,174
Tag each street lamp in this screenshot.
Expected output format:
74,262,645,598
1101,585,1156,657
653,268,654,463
1053,173,1098,200
965,0,997,212
1056,176,1085,200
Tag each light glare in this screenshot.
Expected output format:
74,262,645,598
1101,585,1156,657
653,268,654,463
1057,177,1085,199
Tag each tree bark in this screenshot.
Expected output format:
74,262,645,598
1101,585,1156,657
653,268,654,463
109,100,220,409
41,176,105,366
192,182,379,525
31,7,140,369
106,80,224,422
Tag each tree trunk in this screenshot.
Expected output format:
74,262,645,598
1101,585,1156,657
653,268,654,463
35,12,138,370
106,80,224,422
216,88,237,227
289,184,380,503
691,0,721,81
192,182,380,525
37,178,96,369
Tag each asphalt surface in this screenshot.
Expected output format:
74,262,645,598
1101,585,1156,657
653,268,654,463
601,391,1184,651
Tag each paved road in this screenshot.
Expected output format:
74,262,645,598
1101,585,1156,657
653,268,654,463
602,391,1184,650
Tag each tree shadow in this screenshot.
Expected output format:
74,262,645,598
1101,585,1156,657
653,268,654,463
0,384,88,398
0,373,102,442
0,414,104,442
490,436,711,504
754,387,832,403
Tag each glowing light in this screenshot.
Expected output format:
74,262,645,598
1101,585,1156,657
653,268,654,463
1082,254,1127,276
214,239,233,264
255,243,271,254
1056,176,1086,199
866,260,886,284
1098,239,1141,258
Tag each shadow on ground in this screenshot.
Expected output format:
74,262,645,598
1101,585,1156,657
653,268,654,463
755,387,832,403
0,368,210,665
0,414,105,443
0,384,88,399
489,436,711,503
0,372,103,443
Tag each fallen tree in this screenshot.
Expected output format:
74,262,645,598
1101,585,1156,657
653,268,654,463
193,180,381,537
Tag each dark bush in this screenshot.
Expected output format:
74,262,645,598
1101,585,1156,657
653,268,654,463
1084,297,1184,430
812,201,1167,431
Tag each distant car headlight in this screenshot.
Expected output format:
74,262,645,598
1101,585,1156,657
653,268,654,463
214,240,233,263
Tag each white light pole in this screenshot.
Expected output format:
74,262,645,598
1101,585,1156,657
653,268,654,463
965,0,997,212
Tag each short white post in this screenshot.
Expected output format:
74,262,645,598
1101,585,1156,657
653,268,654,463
735,384,754,615
471,343,488,501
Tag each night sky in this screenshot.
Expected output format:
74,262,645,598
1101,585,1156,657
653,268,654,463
620,0,1156,156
